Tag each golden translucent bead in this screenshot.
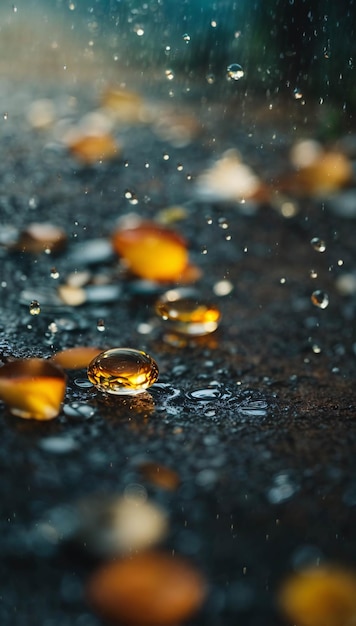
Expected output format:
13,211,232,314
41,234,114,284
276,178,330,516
0,358,66,420
87,348,159,395
155,289,221,336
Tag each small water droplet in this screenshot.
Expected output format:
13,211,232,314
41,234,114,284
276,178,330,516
29,300,41,315
312,344,322,354
96,319,105,332
206,73,215,84
3,112,8,120
309,269,318,279
177,163,183,171
311,290,329,309
50,267,60,280
182,33,190,43
311,237,326,252
226,63,244,81
135,26,144,36
293,87,303,100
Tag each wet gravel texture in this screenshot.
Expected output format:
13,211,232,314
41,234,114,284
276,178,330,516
0,76,356,626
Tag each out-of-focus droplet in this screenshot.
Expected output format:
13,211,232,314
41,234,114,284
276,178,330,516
87,348,159,395
51,346,103,370
112,221,189,282
87,551,207,626
310,269,318,279
15,223,67,254
206,73,215,84
29,300,41,315
0,359,66,420
213,279,234,296
138,461,181,491
155,289,221,336
226,63,244,81
311,237,326,253
27,98,55,129
182,33,191,43
50,267,59,280
67,132,120,165
293,88,303,99
74,494,168,557
311,290,329,309
195,149,264,203
278,566,356,626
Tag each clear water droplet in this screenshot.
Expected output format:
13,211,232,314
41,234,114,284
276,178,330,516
29,300,41,315
50,267,59,280
293,87,303,100
309,269,318,279
206,73,215,84
311,237,326,252
182,33,191,43
226,63,244,81
311,290,329,309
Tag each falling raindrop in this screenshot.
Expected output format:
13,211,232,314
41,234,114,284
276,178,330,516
311,237,326,252
50,267,60,280
293,87,303,99
311,290,329,309
206,73,215,84
182,33,191,43
309,269,318,279
226,63,244,81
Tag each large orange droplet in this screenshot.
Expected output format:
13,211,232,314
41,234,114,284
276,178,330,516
112,222,189,281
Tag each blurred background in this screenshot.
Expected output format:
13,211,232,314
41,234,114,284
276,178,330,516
1,0,355,111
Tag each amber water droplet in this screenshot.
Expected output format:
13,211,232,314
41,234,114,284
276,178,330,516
155,289,221,336
87,348,159,395
29,300,41,315
311,290,329,309
311,237,326,253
